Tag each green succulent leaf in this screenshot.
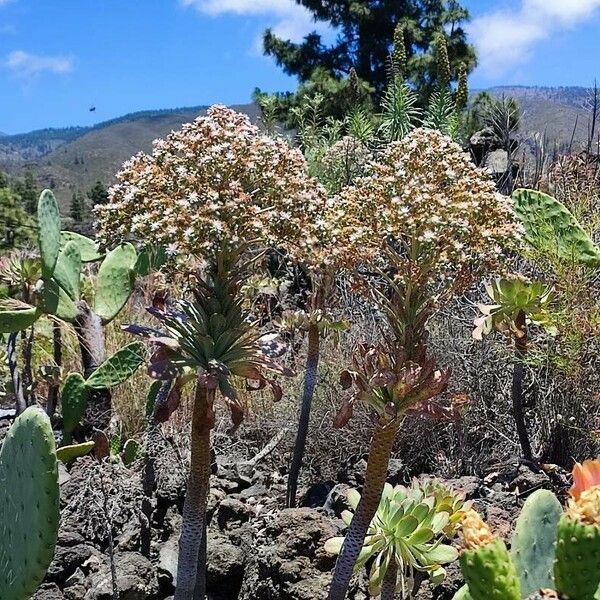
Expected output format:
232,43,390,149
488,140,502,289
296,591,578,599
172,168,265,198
61,372,89,439
56,441,95,464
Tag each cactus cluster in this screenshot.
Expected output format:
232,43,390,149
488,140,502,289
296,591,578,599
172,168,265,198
0,407,60,600
325,481,467,595
0,189,139,334
512,188,600,268
454,464,600,600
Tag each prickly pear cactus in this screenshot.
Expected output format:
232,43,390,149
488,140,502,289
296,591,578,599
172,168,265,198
53,241,82,302
555,515,600,600
460,538,521,600
0,406,60,600
0,306,40,333
94,243,137,323
513,188,600,268
511,490,562,596
56,441,95,464
61,372,89,444
60,231,104,263
84,341,146,389
37,190,61,279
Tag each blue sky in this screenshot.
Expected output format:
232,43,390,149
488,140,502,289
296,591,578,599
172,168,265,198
1,0,600,134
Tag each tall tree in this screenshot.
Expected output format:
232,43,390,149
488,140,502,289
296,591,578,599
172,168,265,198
0,175,35,252
263,0,476,104
88,180,109,207
13,170,38,214
70,190,86,223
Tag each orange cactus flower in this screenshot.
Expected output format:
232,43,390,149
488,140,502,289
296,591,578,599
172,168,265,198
570,459,600,500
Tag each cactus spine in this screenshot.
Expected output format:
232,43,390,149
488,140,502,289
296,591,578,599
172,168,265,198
0,407,60,600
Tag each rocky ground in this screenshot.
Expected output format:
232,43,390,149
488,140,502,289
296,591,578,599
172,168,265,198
0,409,571,600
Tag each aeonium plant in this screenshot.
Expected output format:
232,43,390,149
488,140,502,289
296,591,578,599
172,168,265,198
95,104,328,600
324,128,521,600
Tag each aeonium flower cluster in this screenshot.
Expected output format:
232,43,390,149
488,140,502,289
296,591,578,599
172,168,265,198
327,128,521,294
95,105,329,266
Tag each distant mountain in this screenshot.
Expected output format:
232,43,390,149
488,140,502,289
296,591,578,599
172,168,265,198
0,87,596,210
0,103,260,209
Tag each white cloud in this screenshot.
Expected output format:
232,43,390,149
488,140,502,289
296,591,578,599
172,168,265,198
4,50,74,77
471,0,600,78
181,0,326,42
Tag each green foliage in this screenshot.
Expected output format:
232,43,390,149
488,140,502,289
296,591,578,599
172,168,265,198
122,438,141,467
0,185,35,252
94,242,137,323
512,188,600,269
455,63,469,111
135,245,168,277
84,341,146,389
510,490,562,596
424,88,459,139
325,482,461,594
70,190,85,223
473,278,556,340
378,77,422,142
392,24,407,77
0,407,59,600
37,190,61,280
87,180,109,206
262,0,476,119
435,33,451,89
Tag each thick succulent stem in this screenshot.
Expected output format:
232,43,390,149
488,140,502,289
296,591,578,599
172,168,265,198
74,301,111,431
328,419,400,600
174,385,213,600
287,322,321,508
22,327,34,405
380,561,398,600
193,529,207,600
512,311,533,461
46,321,62,417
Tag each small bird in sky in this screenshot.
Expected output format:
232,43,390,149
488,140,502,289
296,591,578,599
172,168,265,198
89,106,96,112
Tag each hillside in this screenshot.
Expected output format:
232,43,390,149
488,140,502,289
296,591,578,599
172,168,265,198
0,87,596,209
0,103,260,209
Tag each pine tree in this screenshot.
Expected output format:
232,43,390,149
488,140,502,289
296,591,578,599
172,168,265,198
88,180,109,206
0,181,35,251
20,170,38,214
70,190,85,223
263,0,476,110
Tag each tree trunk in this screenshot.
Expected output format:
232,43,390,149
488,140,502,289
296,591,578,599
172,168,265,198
380,562,397,600
327,419,401,600
286,322,321,508
174,386,213,600
512,310,532,461
74,301,111,431
7,332,26,415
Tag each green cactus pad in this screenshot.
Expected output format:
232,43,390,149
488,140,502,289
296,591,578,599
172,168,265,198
511,489,562,596
94,242,137,323
53,241,82,301
37,190,62,280
60,231,104,263
84,341,145,389
122,439,140,466
0,406,59,600
39,278,78,322
555,515,600,600
460,539,521,600
56,441,95,464
0,306,40,333
513,188,600,268
61,372,89,442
